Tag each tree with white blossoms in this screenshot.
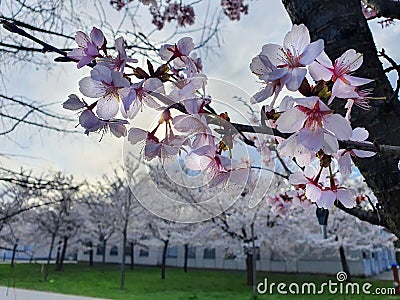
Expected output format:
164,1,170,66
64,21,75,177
102,166,147,290
80,184,118,265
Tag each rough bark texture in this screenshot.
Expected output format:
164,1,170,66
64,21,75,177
56,236,68,271
245,253,254,286
183,244,188,273
120,228,127,290
44,233,55,281
282,0,400,238
339,246,352,281
161,239,169,280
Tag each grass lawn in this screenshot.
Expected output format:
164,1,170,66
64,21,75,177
0,263,399,299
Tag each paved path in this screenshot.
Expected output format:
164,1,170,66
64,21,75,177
371,270,395,280
0,286,110,300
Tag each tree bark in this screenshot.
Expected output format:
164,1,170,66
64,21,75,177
88,241,93,267
120,228,127,290
339,246,352,281
183,244,188,273
102,238,107,264
281,0,400,238
245,253,254,286
130,242,134,270
10,242,17,268
44,233,56,281
161,239,169,280
56,236,68,271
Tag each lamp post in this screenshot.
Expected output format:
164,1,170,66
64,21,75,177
316,208,329,239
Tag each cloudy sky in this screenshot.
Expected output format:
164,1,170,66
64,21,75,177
1,0,399,183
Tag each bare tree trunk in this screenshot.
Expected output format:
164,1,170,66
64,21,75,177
10,242,17,268
281,0,400,238
88,241,94,267
130,242,134,270
183,244,188,273
102,239,107,264
339,246,352,281
56,236,68,271
245,253,253,286
161,239,169,280
44,233,56,281
120,228,127,290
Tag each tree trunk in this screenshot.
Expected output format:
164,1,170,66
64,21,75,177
161,239,169,280
339,245,352,281
245,253,254,286
44,233,56,281
281,0,400,238
102,239,107,264
130,242,134,270
88,241,93,267
183,244,188,273
56,236,68,271
10,242,17,268
120,228,127,290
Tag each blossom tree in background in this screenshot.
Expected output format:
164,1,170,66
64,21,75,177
2,0,400,245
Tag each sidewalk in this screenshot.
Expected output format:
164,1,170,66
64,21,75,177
0,286,110,300
371,270,394,280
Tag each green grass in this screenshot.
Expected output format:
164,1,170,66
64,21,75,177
0,263,399,299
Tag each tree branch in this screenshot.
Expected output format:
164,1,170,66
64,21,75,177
362,0,400,20
334,200,387,228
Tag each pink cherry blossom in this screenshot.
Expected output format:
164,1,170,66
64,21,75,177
173,114,214,149
78,109,128,137
68,27,105,68
79,65,130,119
62,94,86,110
257,24,324,92
185,145,248,186
344,88,372,120
336,127,375,176
289,170,355,209
121,78,164,119
309,49,373,104
159,37,197,71
249,53,283,103
97,37,138,72
276,97,352,153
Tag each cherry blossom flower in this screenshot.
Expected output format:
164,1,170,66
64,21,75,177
185,145,248,186
68,27,105,68
173,114,214,149
336,127,375,176
344,88,372,120
309,49,373,104
121,78,164,119
257,24,324,92
78,109,128,137
159,37,197,71
289,169,355,209
79,65,130,119
276,96,352,153
97,37,138,72
250,53,283,103
62,94,86,110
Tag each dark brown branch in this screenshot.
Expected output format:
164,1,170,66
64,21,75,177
0,16,74,40
334,200,387,227
1,20,71,58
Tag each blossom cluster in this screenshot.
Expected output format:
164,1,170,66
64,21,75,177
63,24,376,211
